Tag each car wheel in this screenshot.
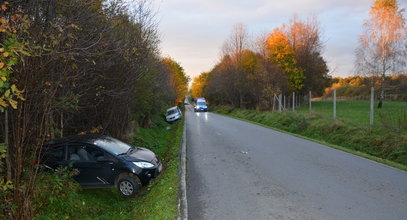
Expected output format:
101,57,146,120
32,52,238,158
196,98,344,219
117,175,141,198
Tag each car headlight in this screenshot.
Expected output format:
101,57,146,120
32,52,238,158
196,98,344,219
133,161,154,168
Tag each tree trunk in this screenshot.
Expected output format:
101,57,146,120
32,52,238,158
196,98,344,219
60,112,64,138
50,112,55,139
378,70,385,109
239,90,243,108
5,110,11,180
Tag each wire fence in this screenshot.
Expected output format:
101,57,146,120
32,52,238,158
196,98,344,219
271,88,407,130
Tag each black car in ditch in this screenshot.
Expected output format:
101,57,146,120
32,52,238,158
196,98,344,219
41,134,162,197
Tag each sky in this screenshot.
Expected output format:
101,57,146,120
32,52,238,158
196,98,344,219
150,0,407,79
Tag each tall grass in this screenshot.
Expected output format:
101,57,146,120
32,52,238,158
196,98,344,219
379,109,407,131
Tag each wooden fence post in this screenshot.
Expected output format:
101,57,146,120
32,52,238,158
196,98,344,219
333,89,336,120
278,94,282,112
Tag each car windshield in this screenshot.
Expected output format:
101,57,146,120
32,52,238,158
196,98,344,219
93,137,133,155
197,101,206,105
167,109,177,115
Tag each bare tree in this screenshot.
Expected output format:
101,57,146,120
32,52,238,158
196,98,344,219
222,23,248,61
221,23,249,107
355,0,407,108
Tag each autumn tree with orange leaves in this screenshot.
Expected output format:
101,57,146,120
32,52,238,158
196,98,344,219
191,72,209,98
355,0,407,108
163,57,189,105
202,16,329,110
266,28,304,92
286,16,330,96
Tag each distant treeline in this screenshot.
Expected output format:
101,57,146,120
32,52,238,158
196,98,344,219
191,17,331,109
0,0,188,218
324,75,407,100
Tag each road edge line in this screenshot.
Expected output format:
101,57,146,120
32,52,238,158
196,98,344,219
178,115,188,220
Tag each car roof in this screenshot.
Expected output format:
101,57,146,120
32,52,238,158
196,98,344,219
167,106,178,111
44,134,109,146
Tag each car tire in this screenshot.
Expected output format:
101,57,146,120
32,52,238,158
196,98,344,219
117,175,141,198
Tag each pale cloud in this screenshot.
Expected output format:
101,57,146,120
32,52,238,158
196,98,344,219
153,0,407,79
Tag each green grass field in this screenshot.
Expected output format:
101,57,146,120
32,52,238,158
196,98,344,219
296,100,407,128
36,115,184,219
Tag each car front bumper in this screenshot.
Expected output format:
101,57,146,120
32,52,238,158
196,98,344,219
166,115,181,122
138,162,162,185
195,107,207,112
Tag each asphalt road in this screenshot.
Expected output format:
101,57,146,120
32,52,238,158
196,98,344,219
185,106,407,220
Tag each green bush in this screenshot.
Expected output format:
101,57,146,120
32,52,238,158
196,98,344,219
33,167,81,218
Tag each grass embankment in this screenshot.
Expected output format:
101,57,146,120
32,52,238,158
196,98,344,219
213,105,407,171
37,115,184,219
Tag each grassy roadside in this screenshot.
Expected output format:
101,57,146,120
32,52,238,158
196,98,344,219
212,105,407,172
36,115,184,219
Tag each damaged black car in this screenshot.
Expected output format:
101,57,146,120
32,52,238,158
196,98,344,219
41,134,162,197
